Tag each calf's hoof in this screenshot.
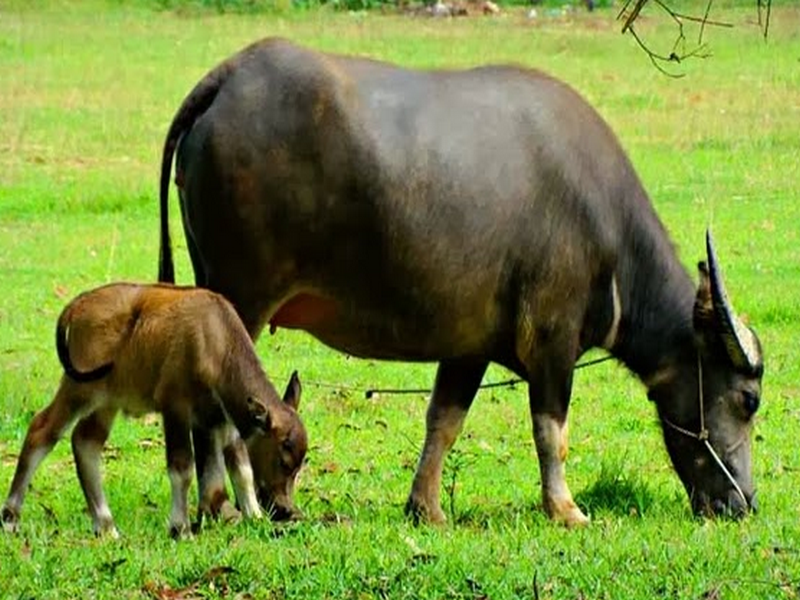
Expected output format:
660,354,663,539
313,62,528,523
96,526,121,540
404,495,446,525
169,522,193,540
1,505,20,533
219,501,243,523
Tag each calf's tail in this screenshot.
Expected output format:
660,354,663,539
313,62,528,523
55,295,114,383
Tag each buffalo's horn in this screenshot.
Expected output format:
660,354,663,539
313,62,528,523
705,229,762,372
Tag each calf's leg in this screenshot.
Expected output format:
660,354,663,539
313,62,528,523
219,426,262,519
72,406,119,537
193,426,240,529
163,406,194,539
405,359,488,524
2,385,81,532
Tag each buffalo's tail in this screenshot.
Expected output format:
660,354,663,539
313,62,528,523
158,47,249,283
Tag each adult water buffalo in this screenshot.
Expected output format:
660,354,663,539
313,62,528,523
158,38,763,525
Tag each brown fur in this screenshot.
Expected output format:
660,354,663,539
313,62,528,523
1,282,306,538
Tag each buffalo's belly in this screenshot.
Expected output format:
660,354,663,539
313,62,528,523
267,290,503,361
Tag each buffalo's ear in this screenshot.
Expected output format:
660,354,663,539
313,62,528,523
282,371,302,411
693,261,715,334
247,396,271,433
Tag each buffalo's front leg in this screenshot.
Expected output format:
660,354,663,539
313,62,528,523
405,359,488,524
72,407,119,537
528,355,589,527
532,412,587,526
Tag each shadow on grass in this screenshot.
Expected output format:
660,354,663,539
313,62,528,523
574,462,661,518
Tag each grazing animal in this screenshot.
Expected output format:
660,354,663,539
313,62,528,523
1,283,307,537
158,38,763,525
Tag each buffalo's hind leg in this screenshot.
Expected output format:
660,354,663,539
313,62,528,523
2,383,82,533
526,346,589,527
72,406,119,537
405,359,488,524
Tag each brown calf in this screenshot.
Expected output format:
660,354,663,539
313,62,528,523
1,282,307,538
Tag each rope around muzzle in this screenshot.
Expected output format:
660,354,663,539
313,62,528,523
661,353,749,512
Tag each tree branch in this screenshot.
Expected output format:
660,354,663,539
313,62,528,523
618,0,771,74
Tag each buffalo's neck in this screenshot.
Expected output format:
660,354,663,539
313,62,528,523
611,229,697,384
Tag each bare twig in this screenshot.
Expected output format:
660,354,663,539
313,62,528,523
618,0,648,34
618,0,767,74
698,0,713,45
757,0,772,40
653,0,732,30
628,25,686,78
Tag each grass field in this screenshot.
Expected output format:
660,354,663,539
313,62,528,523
1,1,799,598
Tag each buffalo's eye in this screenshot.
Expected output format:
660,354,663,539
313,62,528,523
742,390,760,415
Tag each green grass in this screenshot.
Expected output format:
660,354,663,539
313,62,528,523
1,2,800,598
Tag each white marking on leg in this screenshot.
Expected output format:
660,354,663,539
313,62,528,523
220,426,261,519
532,413,589,526
73,435,118,536
601,275,621,351
409,404,468,523
168,467,192,537
230,461,262,519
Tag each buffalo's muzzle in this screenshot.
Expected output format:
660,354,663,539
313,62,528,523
694,489,754,520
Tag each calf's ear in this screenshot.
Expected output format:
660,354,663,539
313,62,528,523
247,396,271,433
282,370,302,411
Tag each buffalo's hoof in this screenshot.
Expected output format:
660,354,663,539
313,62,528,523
404,496,446,525
93,519,120,539
544,498,590,528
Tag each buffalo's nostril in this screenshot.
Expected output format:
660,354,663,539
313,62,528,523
711,499,727,515
728,493,750,519
710,491,750,520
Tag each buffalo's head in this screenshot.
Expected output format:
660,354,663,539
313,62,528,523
247,371,307,521
650,231,763,518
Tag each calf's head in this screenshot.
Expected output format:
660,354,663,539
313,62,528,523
246,371,307,521
650,233,763,518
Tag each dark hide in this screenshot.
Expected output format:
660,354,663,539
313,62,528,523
159,38,763,524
